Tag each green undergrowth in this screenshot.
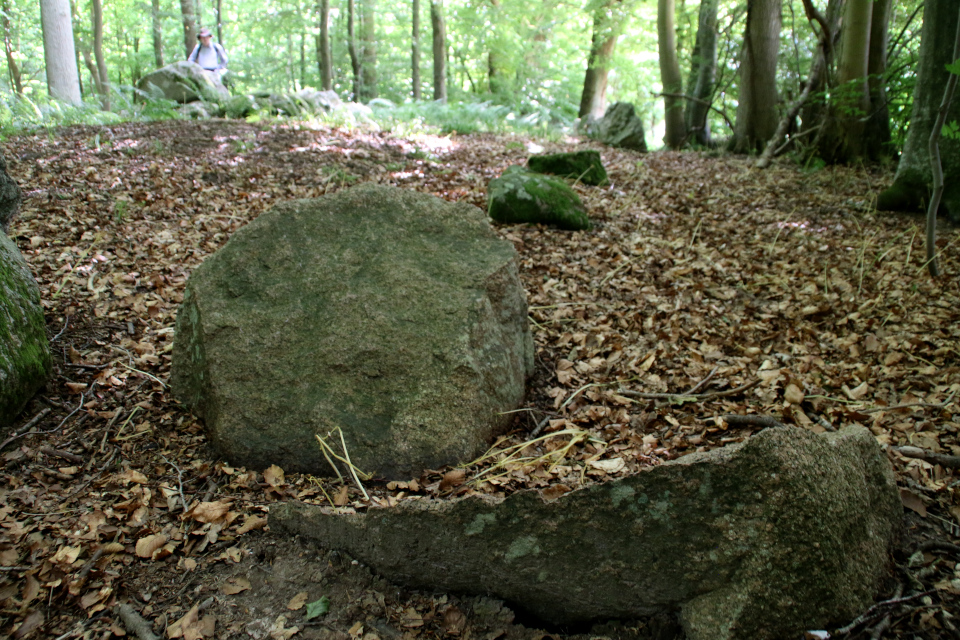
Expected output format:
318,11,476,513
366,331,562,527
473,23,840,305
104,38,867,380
371,99,570,139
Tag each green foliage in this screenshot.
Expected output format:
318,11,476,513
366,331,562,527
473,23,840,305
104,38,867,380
372,100,569,138
304,596,331,620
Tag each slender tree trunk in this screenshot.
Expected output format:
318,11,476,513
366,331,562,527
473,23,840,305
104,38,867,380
152,0,164,67
578,1,621,120
300,32,306,89
347,0,361,100
878,0,960,222
39,0,82,104
180,0,198,58
431,0,446,101
92,0,110,110
684,0,718,146
317,0,331,90
730,0,782,153
360,0,377,100
864,0,892,156
487,0,506,94
1,0,22,94
215,0,223,44
411,0,421,99
658,0,684,148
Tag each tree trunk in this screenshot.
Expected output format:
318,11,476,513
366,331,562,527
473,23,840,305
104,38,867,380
359,0,377,100
39,0,82,104
487,0,506,95
317,0,331,90
578,2,621,120
180,0,198,58
216,0,223,44
347,0,361,100
1,0,22,94
92,0,110,110
152,0,164,67
864,0,892,156
684,0,717,147
411,0,421,99
878,0,960,223
658,0,684,148
730,0,782,154
431,0,446,102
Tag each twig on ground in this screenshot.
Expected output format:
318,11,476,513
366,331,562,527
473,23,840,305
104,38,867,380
834,589,935,635
530,415,552,438
0,408,52,452
862,391,957,414
916,540,960,556
686,366,719,395
51,315,70,343
895,446,960,470
40,446,84,463
75,547,105,584
116,603,160,640
722,415,785,429
620,379,761,402
868,614,892,640
162,455,188,512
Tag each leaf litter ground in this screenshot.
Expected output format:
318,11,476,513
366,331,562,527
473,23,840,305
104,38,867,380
1,119,960,640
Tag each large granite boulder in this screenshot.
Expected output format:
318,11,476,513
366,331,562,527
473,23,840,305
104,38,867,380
527,150,608,186
138,61,230,104
487,166,590,230
272,426,901,640
172,183,534,478
585,102,648,152
0,151,21,233
1,233,52,430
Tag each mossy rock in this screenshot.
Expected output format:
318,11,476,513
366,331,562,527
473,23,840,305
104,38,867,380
487,166,590,231
224,94,261,119
877,168,929,213
1,233,51,430
527,150,608,186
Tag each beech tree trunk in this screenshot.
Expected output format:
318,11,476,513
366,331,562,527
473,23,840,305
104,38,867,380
684,0,718,147
39,0,82,104
578,1,621,120
360,0,377,100
180,0,198,58
317,0,331,90
658,0,684,148
411,0,421,99
878,0,960,222
864,0,892,155
1,0,23,94
730,0,782,154
92,0,110,110
347,0,361,100
152,0,164,67
431,0,446,102
215,0,223,44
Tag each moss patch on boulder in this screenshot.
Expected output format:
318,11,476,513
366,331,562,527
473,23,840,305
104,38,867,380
527,150,608,186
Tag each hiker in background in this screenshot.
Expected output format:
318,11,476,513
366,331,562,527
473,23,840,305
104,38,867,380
188,28,228,82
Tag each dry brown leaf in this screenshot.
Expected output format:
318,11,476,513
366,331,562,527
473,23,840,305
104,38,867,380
135,534,168,559
784,383,805,405
439,469,466,491
899,489,927,517
263,465,285,487
186,500,232,524
221,577,251,595
236,515,268,535
286,591,309,610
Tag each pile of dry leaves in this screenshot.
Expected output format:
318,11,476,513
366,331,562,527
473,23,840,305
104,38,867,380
0,118,958,639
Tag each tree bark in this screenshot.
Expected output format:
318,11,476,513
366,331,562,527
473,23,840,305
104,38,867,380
317,0,332,90
487,0,506,95
578,1,621,120
878,0,960,223
92,0,109,110
431,0,446,102
864,0,892,155
360,0,377,100
152,0,164,68
730,0,782,154
684,0,718,147
180,0,198,58
39,0,82,104
347,0,361,100
1,0,22,94
411,0,421,99
658,0,684,148
216,0,223,44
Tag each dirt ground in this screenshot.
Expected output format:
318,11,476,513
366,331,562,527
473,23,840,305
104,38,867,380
1,118,959,639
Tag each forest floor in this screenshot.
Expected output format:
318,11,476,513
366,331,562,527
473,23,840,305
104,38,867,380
1,118,959,640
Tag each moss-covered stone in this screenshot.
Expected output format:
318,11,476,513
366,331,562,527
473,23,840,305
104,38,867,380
0,233,51,430
0,152,21,233
137,61,230,104
223,94,261,119
877,167,930,213
487,166,590,231
527,150,608,186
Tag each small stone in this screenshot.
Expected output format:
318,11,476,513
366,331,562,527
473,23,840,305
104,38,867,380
487,166,590,230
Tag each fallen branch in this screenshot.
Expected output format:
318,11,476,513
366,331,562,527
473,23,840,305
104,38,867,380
686,366,719,395
916,540,960,556
619,379,760,402
116,603,160,640
862,391,957,414
722,415,785,429
833,588,934,636
895,446,960,469
0,408,52,452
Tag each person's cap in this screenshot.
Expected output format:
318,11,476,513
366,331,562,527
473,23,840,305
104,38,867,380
198,28,212,37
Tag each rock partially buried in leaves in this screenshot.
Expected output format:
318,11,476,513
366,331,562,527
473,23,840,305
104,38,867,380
172,183,534,478
271,427,901,640
1,232,52,431
487,166,590,230
527,150,608,186
585,102,648,152
138,61,230,104
0,151,21,233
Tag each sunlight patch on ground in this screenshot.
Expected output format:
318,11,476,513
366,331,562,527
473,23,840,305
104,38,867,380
401,133,458,155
